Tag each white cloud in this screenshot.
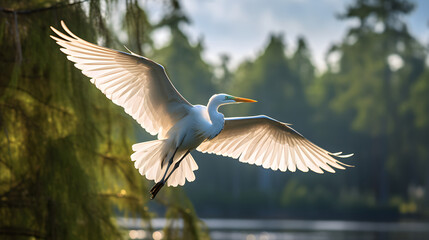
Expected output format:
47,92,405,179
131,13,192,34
177,0,355,70
143,0,426,72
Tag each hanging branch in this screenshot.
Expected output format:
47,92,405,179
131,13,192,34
12,12,22,64
98,193,142,202
0,227,44,239
0,85,72,116
1,0,88,65
0,0,89,15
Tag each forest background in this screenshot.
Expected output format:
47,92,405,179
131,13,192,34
1,0,428,239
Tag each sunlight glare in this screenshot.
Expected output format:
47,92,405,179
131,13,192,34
153,230,163,240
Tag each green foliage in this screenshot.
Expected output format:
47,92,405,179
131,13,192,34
214,54,233,92
152,1,214,105
404,68,429,129
0,5,129,238
232,34,302,119
0,0,207,239
162,189,210,240
281,179,332,209
1,0,428,232
310,0,428,210
122,0,153,55
325,0,424,136
187,0,429,219
153,29,214,105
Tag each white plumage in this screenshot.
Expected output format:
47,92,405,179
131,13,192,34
51,21,353,199
197,116,352,173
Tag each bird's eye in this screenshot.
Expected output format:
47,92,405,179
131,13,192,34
225,96,232,100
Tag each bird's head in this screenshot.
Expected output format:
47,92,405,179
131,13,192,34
209,93,257,107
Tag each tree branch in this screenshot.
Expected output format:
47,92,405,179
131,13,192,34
0,85,72,116
0,0,89,14
98,193,142,203
0,227,44,239
0,199,37,208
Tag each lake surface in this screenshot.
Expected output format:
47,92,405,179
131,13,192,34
118,218,429,240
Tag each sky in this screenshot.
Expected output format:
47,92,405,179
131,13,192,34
143,0,429,72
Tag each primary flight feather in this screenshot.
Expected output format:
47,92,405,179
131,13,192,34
51,21,353,199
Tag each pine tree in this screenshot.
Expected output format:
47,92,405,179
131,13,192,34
152,0,214,105
320,0,426,206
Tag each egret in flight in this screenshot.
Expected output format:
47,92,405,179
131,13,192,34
51,21,353,199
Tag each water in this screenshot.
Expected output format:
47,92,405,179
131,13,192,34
118,218,429,240
204,219,429,240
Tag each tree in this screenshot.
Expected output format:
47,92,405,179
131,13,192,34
233,34,296,118
214,53,233,92
319,0,426,206
289,37,317,129
0,1,207,239
152,0,215,105
122,0,153,55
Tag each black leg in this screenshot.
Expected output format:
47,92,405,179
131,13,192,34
149,182,164,200
161,147,178,169
150,150,190,200
163,150,190,184
150,147,178,196
160,148,178,182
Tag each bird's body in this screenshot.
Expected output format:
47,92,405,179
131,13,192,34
153,102,224,160
51,21,353,199
173,103,224,150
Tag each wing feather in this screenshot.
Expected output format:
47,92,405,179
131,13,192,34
197,115,353,174
234,131,264,162
270,131,282,171
51,21,192,139
291,137,309,172
269,130,283,169
259,133,275,167
248,132,268,165
278,139,287,172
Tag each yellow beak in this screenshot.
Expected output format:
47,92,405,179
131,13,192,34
233,96,258,103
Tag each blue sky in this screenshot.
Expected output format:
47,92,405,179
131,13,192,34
144,0,428,72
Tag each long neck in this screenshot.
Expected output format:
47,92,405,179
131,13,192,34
207,99,224,126
206,100,224,138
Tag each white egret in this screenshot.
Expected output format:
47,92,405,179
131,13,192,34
51,21,353,199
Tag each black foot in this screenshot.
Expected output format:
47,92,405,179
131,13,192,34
150,182,164,200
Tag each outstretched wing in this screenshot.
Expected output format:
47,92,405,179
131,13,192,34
50,21,192,139
197,115,353,173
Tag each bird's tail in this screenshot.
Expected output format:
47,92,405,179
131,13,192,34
131,140,198,187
